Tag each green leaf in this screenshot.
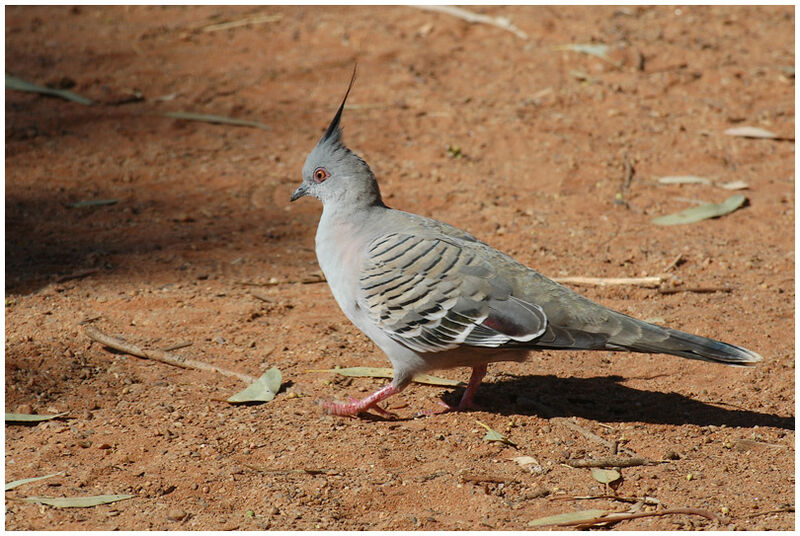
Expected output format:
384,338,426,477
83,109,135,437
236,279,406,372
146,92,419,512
476,420,517,447
5,472,63,491
68,199,120,208
657,175,711,185
6,74,93,105
227,367,282,403
5,412,67,423
163,112,270,131
528,509,610,527
591,467,621,484
307,367,464,387
23,494,133,508
652,194,747,226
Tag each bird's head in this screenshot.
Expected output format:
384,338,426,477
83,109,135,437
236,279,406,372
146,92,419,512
291,67,383,209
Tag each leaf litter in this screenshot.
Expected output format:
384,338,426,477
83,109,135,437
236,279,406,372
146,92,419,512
652,194,747,225
227,367,282,403
6,412,68,423
22,494,134,508
5,472,63,492
6,73,93,105
163,111,270,131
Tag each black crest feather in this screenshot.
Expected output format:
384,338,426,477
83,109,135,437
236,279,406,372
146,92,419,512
320,64,357,145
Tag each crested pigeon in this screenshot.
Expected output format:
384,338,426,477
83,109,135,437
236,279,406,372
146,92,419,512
290,71,763,417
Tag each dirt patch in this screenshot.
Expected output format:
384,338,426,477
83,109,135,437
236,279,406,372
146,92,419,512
5,5,794,530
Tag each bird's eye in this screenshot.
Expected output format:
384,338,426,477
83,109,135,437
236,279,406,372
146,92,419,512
313,168,329,183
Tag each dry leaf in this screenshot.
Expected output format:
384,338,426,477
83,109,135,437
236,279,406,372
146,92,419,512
23,494,134,508
528,509,610,527
227,367,282,403
652,194,747,225
591,467,622,484
5,472,62,492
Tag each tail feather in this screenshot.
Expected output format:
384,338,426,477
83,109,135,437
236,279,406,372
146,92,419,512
613,322,763,366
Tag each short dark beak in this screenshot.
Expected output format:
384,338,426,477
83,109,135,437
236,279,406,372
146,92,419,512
290,183,310,202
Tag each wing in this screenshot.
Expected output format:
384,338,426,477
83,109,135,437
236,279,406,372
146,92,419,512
359,233,547,353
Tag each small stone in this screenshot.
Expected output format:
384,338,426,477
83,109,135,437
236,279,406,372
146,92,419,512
166,509,186,522
15,403,33,415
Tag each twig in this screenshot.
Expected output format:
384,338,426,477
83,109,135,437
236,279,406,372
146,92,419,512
460,474,515,484
560,420,619,453
658,286,731,295
83,326,256,384
747,506,794,518
199,13,282,33
56,268,100,283
412,5,528,40
554,276,663,288
552,494,661,505
565,456,658,468
160,341,193,352
663,253,683,272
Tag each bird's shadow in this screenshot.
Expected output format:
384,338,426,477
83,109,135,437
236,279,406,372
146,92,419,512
438,374,794,430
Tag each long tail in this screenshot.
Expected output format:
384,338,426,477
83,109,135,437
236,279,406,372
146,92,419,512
617,323,763,366
530,310,763,366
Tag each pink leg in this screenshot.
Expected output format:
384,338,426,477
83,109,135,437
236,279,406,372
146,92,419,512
321,383,401,416
457,364,487,410
429,364,488,414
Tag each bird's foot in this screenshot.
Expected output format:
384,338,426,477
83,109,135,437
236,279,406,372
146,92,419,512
320,384,401,417
421,398,482,416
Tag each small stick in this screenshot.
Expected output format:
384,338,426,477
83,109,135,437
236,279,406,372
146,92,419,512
552,494,661,505
84,326,256,384
460,474,514,484
663,253,683,272
565,457,658,468
412,5,528,40
554,276,663,288
199,13,282,33
56,268,100,283
159,341,193,352
658,286,731,295
560,420,618,453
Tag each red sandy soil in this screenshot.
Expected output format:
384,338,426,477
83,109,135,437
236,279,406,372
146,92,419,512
5,5,794,530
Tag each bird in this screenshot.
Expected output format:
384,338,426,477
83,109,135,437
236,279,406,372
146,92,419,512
290,70,763,417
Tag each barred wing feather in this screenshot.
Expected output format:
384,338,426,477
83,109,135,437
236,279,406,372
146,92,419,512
360,233,547,353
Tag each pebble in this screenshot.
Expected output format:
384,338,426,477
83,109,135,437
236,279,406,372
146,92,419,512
166,509,186,522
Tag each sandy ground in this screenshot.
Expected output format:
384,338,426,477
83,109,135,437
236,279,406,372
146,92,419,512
4,5,794,530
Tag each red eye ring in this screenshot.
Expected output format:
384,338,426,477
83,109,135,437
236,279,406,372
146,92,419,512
313,167,329,183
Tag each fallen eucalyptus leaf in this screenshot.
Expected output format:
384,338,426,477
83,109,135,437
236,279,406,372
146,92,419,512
528,509,610,527
724,126,778,139
717,180,749,190
476,420,517,447
68,199,120,208
23,494,133,508
227,367,282,403
5,412,67,423
652,194,747,226
5,472,62,491
307,367,464,387
164,111,269,131
591,467,622,484
657,175,711,185
6,74,93,105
